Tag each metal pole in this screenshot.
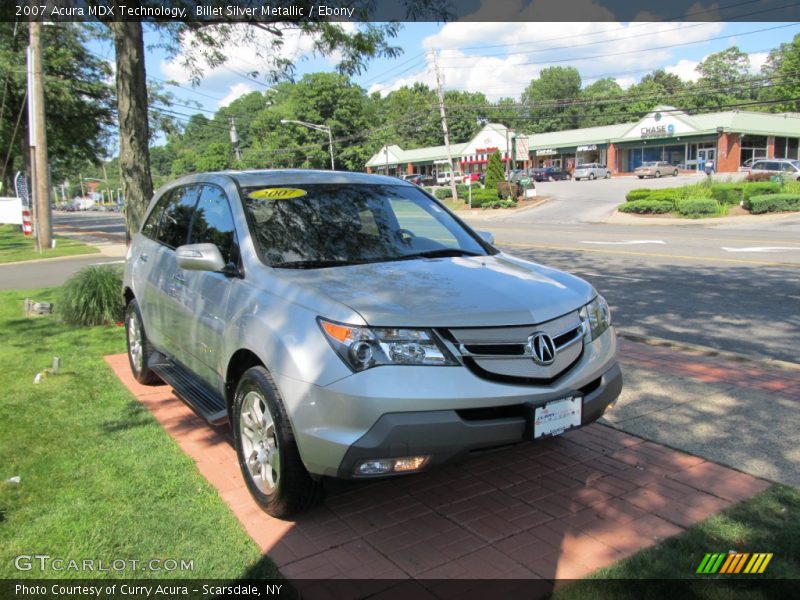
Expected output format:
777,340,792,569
327,127,334,170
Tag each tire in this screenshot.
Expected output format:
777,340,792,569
233,366,322,518
673,169,679,177
125,299,162,385
655,170,662,178
605,171,611,179
637,176,644,179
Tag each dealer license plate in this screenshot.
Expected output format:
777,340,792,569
533,396,582,439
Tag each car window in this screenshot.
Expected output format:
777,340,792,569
781,162,797,173
190,185,238,264
390,197,459,247
751,161,766,170
141,190,173,240
157,185,202,249
241,184,486,267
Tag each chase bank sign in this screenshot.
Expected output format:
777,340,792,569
640,123,676,139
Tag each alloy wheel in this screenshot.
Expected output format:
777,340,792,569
239,391,281,494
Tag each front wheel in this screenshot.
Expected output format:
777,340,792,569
673,169,679,177
125,299,162,385
588,173,595,180
233,366,322,518
637,176,644,179
655,171,662,178
605,171,611,179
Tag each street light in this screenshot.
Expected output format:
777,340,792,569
279,119,335,170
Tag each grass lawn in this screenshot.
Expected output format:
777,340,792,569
0,224,99,264
0,288,279,580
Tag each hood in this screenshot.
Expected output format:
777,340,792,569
275,253,594,327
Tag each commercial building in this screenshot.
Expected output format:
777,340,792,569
365,106,800,176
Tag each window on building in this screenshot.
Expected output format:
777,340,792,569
774,136,799,160
740,135,768,166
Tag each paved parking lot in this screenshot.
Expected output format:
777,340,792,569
105,338,774,585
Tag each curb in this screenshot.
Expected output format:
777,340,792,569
607,209,800,227
616,329,800,373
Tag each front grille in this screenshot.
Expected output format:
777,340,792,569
444,311,585,384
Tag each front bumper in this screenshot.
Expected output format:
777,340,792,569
336,362,622,478
275,329,620,478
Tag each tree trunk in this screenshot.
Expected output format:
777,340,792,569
111,21,152,241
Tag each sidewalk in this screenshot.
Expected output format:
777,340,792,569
104,333,788,583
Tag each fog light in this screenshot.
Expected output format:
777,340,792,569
355,456,430,476
393,456,429,472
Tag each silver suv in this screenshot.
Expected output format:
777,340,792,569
123,170,622,517
573,163,611,181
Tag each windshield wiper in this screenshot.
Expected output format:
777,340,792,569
393,248,483,262
271,259,369,269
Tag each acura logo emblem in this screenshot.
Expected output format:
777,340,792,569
528,332,557,366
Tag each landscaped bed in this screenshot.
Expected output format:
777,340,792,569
617,179,800,219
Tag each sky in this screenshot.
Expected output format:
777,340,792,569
87,20,800,136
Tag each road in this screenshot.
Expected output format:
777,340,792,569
463,217,800,365
0,211,124,290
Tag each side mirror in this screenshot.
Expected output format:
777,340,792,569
176,243,226,272
477,230,495,245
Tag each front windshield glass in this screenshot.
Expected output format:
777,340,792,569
241,184,488,268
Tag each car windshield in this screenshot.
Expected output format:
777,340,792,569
241,184,489,268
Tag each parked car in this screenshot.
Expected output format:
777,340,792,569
123,170,621,517
573,163,611,181
634,161,679,178
401,173,432,187
747,159,800,180
532,167,571,182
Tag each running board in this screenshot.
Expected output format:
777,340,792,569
149,355,228,425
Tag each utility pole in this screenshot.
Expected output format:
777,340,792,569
229,117,242,161
28,21,52,251
431,51,458,202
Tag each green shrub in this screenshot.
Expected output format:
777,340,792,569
781,180,800,195
675,182,714,200
710,182,745,205
742,182,781,206
625,188,652,202
59,265,124,326
676,197,719,217
433,188,451,200
617,199,674,214
747,193,800,214
455,183,469,197
483,199,518,209
466,189,499,207
643,188,681,207
484,151,505,190
422,186,435,195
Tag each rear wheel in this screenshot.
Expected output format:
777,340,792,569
655,170,662,178
637,176,644,179
673,169,679,177
588,173,595,180
233,366,322,518
125,299,162,385
605,171,611,179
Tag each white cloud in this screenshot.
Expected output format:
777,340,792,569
370,21,727,100
665,58,702,82
749,51,769,74
219,82,256,108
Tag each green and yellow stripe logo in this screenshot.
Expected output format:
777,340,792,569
696,551,773,574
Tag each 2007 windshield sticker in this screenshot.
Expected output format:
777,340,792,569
248,188,307,200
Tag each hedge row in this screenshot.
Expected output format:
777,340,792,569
747,193,800,214
618,199,674,214
676,197,719,217
625,188,653,202
628,181,782,207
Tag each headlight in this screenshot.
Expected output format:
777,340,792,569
318,318,458,372
580,294,611,342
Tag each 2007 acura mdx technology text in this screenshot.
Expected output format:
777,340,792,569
123,170,622,517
